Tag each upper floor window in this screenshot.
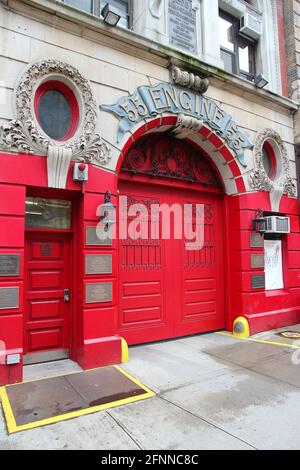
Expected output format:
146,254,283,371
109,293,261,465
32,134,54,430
219,10,255,81
63,0,131,28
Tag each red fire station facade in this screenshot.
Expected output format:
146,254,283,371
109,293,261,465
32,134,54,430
0,2,300,386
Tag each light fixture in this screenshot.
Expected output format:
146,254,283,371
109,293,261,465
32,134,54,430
254,74,269,89
101,191,116,232
101,3,121,27
252,209,266,233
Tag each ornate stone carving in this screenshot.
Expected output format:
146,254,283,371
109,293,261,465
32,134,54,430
0,59,111,188
0,119,50,155
122,134,220,187
249,128,296,199
283,176,297,198
170,66,209,94
14,59,97,135
249,167,273,192
171,114,203,139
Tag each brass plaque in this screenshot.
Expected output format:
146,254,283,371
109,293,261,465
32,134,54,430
252,274,265,290
85,255,112,275
0,255,20,276
0,287,19,309
251,254,265,269
250,233,264,248
86,283,112,304
86,226,112,247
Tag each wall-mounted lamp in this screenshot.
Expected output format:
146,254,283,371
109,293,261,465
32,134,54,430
254,74,269,89
252,208,266,232
101,191,116,232
101,3,121,27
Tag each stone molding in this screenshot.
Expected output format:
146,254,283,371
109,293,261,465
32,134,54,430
0,59,111,188
249,128,296,199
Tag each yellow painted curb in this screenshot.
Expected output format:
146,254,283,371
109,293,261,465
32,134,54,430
233,316,250,338
0,365,155,434
121,337,129,363
216,331,300,349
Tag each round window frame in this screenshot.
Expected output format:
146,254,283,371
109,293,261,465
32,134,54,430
250,128,295,196
34,80,80,142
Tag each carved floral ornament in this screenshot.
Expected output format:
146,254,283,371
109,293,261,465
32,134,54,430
0,59,111,167
249,128,296,198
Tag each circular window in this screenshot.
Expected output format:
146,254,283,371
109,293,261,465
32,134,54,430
262,141,277,180
34,80,79,141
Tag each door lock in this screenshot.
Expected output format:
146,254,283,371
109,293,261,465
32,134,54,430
64,289,70,302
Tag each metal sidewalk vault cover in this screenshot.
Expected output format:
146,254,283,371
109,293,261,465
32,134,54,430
0,365,155,434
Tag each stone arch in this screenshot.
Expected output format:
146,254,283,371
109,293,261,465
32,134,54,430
116,115,247,195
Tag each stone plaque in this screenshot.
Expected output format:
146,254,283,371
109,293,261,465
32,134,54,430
0,255,20,277
86,226,112,247
0,287,19,309
251,254,265,269
169,0,197,55
86,283,112,304
250,233,264,248
85,255,112,275
252,274,265,290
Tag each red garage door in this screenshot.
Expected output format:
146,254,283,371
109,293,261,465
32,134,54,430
118,135,225,345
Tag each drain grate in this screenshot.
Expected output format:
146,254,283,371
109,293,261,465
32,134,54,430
277,331,300,339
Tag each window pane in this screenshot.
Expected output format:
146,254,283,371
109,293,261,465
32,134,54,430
262,147,271,177
238,44,250,73
64,0,93,13
26,198,72,229
264,239,284,291
38,89,72,140
219,16,235,52
221,49,234,73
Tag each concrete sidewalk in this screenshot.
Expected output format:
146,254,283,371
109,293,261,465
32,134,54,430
1,327,300,450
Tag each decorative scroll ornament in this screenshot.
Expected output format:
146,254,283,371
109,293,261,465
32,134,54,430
249,128,296,198
0,60,111,187
101,82,253,167
170,66,209,94
170,114,203,139
121,134,220,187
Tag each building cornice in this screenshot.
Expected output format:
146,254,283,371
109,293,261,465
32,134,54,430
2,0,299,114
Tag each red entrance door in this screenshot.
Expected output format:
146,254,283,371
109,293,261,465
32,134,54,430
118,135,225,345
118,182,225,345
24,233,71,363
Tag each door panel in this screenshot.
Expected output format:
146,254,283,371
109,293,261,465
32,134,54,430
24,233,71,360
118,181,225,345
176,194,225,337
118,186,172,344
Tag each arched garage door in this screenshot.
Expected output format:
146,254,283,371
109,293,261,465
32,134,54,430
118,135,225,345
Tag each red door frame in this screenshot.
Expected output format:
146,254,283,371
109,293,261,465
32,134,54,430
23,231,72,357
23,188,81,363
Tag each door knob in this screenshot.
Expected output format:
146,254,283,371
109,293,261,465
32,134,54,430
64,289,70,302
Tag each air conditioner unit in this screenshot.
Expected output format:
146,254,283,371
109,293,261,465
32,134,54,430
253,216,290,234
240,13,262,40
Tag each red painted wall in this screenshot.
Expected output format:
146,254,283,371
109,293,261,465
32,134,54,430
0,148,300,385
226,192,300,333
0,152,122,385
